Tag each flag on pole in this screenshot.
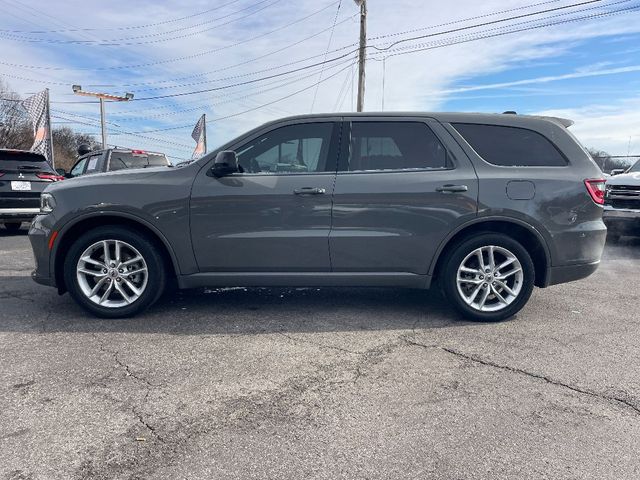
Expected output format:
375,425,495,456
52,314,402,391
22,88,55,166
191,114,207,159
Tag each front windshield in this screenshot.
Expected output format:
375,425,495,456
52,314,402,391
628,159,640,173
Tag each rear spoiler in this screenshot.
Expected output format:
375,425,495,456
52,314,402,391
534,116,574,128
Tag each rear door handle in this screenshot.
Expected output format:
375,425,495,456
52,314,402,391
436,184,468,193
294,187,326,195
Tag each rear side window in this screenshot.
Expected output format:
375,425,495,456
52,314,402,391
452,123,567,167
349,122,449,171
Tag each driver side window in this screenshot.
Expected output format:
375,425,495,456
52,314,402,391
236,123,334,174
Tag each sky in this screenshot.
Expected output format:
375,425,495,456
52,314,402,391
2,0,640,162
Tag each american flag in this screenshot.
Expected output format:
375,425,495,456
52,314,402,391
22,89,54,166
191,114,207,159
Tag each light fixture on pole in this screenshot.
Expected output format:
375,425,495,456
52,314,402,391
71,85,134,148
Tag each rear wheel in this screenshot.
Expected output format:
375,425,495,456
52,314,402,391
64,226,166,318
441,233,535,322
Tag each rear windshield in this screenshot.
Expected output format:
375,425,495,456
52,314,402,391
452,123,568,167
0,150,51,172
108,151,169,171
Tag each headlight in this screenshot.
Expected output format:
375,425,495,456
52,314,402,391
40,192,56,214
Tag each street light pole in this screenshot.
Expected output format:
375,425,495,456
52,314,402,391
354,0,367,112
72,85,133,149
99,97,107,148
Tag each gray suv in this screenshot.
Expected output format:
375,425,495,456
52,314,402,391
28,113,607,321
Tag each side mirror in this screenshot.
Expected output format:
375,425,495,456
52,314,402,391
610,169,625,176
212,151,239,178
55,168,66,176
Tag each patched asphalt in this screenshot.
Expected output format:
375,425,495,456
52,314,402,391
1,226,639,479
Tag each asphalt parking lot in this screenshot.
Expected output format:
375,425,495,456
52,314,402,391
1,226,639,480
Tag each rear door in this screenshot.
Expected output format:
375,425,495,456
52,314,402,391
329,117,478,274
190,119,341,272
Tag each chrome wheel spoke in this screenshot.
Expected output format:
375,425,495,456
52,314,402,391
89,277,108,297
99,281,114,304
496,280,516,297
498,267,522,280
475,249,486,272
491,285,508,305
102,240,111,265
488,246,496,271
78,268,106,278
122,256,143,267
497,257,516,271
460,266,481,275
81,256,105,269
123,267,147,277
115,282,132,304
115,240,122,263
477,286,490,309
122,278,142,296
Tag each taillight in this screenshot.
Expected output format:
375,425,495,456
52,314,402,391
584,179,606,205
36,173,65,182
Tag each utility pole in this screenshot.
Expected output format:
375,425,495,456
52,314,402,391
355,0,367,112
72,85,133,149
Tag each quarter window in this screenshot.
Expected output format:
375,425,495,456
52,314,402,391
348,122,449,171
236,123,334,174
452,123,568,167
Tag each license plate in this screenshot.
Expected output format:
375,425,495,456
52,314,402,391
10,181,31,191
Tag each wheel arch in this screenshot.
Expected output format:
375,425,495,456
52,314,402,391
430,217,551,288
52,212,180,293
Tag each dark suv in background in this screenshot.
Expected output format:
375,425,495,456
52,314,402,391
28,113,606,321
67,147,170,178
0,149,63,231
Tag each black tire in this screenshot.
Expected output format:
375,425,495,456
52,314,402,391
64,226,166,318
4,222,22,232
441,233,535,322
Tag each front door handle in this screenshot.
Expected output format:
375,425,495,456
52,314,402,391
294,187,326,195
436,184,468,193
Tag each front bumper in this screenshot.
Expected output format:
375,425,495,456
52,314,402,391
603,207,640,236
28,214,56,288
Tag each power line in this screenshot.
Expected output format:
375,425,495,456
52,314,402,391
0,1,341,71
311,0,342,113
122,61,356,134
0,0,285,46
0,0,245,33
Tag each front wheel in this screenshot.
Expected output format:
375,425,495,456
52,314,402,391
64,226,166,318
441,233,535,322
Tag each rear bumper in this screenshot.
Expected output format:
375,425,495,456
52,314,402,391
0,207,39,222
603,208,640,236
545,260,600,287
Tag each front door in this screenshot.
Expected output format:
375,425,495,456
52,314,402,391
329,118,479,275
190,120,341,272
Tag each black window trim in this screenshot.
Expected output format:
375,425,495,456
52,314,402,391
338,119,457,175
451,122,570,168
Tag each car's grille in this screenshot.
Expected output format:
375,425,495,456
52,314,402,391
605,185,640,210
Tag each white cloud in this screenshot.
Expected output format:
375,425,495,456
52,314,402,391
535,98,640,156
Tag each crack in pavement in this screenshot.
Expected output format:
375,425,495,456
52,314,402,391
277,332,365,355
93,335,166,443
407,340,640,416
